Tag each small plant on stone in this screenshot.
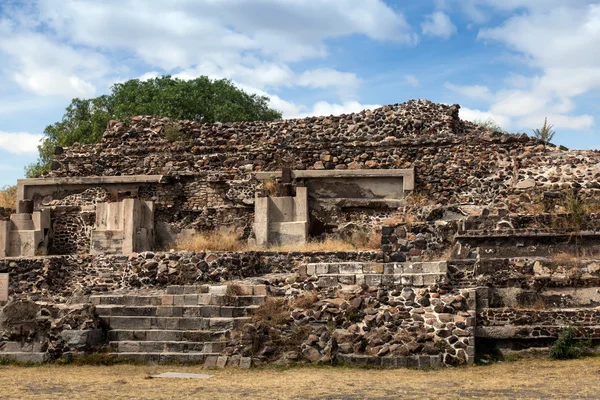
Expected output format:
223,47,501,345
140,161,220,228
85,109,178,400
253,298,290,327
262,177,280,197
164,123,183,142
473,118,506,133
549,326,590,360
532,117,555,144
223,284,244,306
563,192,588,231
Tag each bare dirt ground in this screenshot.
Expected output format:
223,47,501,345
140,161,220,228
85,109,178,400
1,357,599,399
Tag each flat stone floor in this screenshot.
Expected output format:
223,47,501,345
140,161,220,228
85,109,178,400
0,357,599,399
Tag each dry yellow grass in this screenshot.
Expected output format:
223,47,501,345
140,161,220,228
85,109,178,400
175,232,246,252
0,185,17,209
174,232,381,252
0,357,599,399
383,213,417,225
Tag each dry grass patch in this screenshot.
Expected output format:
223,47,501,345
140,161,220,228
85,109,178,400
383,213,417,225
292,292,319,309
252,298,290,326
175,231,247,252
0,358,600,399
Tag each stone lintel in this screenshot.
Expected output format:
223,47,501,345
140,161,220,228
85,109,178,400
17,175,164,203
255,168,415,191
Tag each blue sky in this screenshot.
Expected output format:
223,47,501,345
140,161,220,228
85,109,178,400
1,0,600,186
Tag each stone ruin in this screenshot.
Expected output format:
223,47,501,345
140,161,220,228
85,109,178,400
1,99,600,367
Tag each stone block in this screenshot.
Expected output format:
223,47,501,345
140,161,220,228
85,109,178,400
317,276,338,288
253,285,267,296
429,355,442,369
239,357,252,369
316,264,329,275
226,355,241,367
396,356,408,368
338,275,355,285
355,274,365,286
204,356,218,369
161,295,174,306
198,294,212,305
339,263,364,274
306,264,316,276
418,355,430,370
216,356,228,368
184,294,199,305
365,274,382,286
298,264,307,277
407,356,419,369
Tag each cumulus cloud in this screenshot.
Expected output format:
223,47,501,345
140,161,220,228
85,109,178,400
459,107,512,130
404,74,420,87
421,11,457,39
447,2,600,132
445,82,493,101
0,131,43,154
306,101,382,118
0,0,416,102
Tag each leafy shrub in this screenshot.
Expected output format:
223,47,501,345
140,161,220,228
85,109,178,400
473,118,506,133
549,327,589,360
164,123,183,142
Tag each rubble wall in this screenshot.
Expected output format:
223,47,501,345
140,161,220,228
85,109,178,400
50,100,600,210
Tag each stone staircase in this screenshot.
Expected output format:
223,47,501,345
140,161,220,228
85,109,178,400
0,341,48,363
90,284,267,364
301,261,447,287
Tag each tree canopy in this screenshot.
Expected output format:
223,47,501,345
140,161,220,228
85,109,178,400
26,76,282,177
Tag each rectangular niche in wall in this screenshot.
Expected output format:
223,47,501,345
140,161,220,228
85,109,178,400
255,169,414,208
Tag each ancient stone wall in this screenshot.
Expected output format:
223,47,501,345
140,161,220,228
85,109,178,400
0,251,379,301
50,100,600,210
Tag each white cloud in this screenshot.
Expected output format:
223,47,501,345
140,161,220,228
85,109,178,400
0,28,107,97
518,114,594,131
421,11,457,39
0,0,416,104
459,107,512,130
297,69,360,90
445,82,493,101
451,2,600,132
35,0,416,68
307,101,381,117
0,131,43,154
404,74,420,87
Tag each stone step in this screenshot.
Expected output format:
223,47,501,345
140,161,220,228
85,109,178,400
103,316,252,331
0,352,48,363
95,305,258,318
108,352,220,364
316,273,447,287
107,329,227,342
336,353,444,369
0,341,43,353
305,261,448,276
166,285,267,296
91,294,266,307
109,341,228,353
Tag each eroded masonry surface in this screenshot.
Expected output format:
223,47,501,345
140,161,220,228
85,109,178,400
1,99,600,368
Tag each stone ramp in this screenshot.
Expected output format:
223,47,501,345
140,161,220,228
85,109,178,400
91,284,267,365
301,261,447,287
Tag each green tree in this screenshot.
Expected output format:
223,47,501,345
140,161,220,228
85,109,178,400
26,76,282,177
